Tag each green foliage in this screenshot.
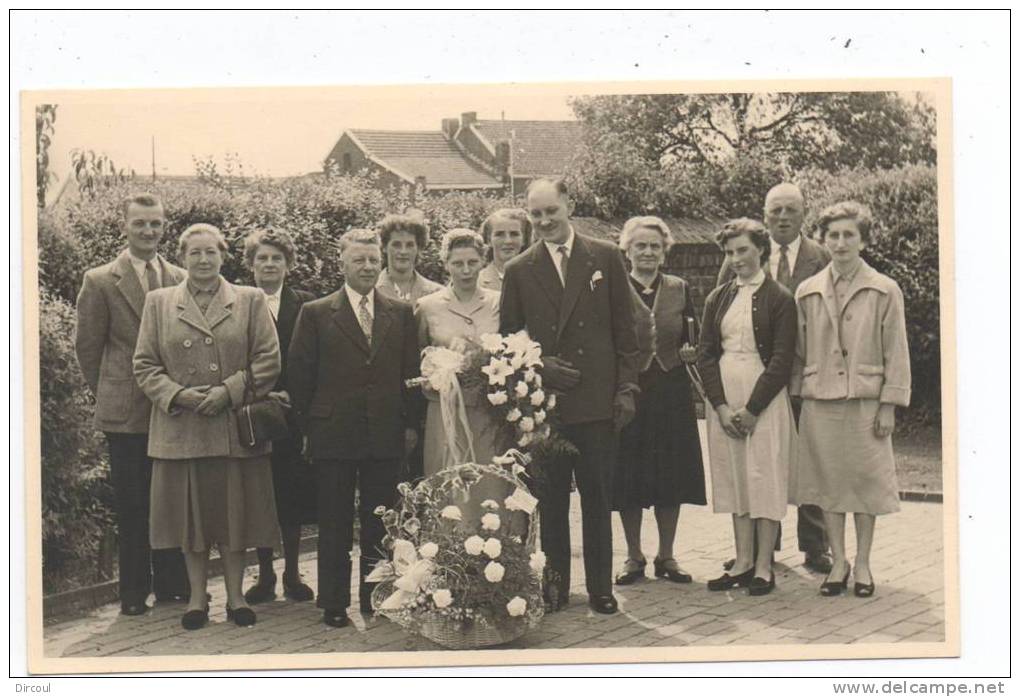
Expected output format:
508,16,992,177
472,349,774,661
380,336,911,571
38,291,114,593
36,105,57,208
798,164,941,422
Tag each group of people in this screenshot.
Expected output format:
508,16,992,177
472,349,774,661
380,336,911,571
73,177,910,633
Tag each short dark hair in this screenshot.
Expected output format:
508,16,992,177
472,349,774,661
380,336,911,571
440,228,486,261
525,177,569,199
816,201,874,243
120,192,163,219
479,208,532,259
377,213,429,249
243,228,296,268
716,218,771,267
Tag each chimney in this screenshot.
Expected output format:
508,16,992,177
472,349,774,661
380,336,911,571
460,111,477,128
495,140,511,177
441,117,459,140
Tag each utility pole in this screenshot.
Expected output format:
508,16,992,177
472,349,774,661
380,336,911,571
151,136,156,182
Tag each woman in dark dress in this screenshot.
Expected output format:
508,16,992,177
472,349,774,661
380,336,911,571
612,216,707,586
241,229,318,605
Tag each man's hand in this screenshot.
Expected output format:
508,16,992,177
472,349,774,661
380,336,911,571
404,428,419,456
268,390,292,408
613,390,636,432
195,385,231,416
172,386,210,411
541,356,581,391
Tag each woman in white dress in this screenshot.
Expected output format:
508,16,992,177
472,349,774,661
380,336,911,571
415,229,502,476
697,218,798,597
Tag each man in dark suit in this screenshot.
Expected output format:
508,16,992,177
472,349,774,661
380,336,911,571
74,193,189,615
717,182,833,574
500,178,640,615
287,228,420,628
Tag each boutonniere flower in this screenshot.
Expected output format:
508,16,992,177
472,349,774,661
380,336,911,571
589,270,604,291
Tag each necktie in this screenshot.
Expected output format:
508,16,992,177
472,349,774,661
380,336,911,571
145,261,159,293
776,244,792,290
556,245,570,286
357,294,372,346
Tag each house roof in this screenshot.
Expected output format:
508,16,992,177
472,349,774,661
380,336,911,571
472,120,583,177
348,129,503,190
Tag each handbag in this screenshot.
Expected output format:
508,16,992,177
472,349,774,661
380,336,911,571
237,365,290,447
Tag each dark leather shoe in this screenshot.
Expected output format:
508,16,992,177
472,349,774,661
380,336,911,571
588,594,618,615
804,551,834,574
748,573,776,596
244,574,277,605
120,602,150,616
820,562,851,597
283,577,314,602
854,581,876,598
614,558,647,585
180,606,208,630
226,606,257,627
323,609,350,628
654,558,693,584
707,567,754,591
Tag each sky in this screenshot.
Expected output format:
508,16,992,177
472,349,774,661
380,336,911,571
43,88,577,189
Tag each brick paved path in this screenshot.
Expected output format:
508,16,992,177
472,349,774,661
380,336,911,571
44,426,945,658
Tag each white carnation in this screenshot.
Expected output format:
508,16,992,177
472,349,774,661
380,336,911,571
506,408,522,423
480,513,501,531
506,596,527,616
463,535,484,555
419,542,438,559
432,589,453,608
487,390,509,406
484,561,506,583
482,537,502,558
514,380,529,398
440,505,462,521
529,551,546,574
519,416,535,433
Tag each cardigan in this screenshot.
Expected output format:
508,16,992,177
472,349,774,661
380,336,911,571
697,275,797,416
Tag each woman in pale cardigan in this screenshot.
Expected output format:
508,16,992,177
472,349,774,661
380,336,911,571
791,202,911,598
134,224,281,629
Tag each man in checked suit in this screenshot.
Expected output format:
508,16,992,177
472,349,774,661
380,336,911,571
717,182,834,574
74,193,189,615
500,178,640,615
287,228,420,628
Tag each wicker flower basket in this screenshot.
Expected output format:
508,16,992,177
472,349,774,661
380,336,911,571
418,614,530,650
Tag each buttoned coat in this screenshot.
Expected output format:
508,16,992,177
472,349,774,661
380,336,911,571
499,233,640,425
132,279,281,460
716,234,831,291
287,287,420,462
790,261,911,406
74,250,187,433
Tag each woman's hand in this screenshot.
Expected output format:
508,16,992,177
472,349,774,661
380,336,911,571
873,403,896,438
195,385,231,416
715,405,743,439
172,386,210,411
732,407,758,436
268,390,291,408
678,343,698,365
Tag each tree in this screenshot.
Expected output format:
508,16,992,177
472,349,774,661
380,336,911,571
36,104,57,208
570,91,936,173
71,148,133,200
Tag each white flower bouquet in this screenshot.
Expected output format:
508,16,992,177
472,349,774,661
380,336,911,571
479,331,555,449
369,461,545,649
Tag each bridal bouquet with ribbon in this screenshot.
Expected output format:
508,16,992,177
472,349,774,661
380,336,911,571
369,461,545,649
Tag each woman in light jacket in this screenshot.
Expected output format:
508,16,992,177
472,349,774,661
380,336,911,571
792,202,910,598
134,224,281,630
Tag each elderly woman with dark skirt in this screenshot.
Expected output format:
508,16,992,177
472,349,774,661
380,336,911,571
134,223,281,629
240,228,318,606
698,218,798,597
791,202,911,598
611,216,707,587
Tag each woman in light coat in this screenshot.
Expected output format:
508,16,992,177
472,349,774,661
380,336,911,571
791,202,911,598
134,223,281,629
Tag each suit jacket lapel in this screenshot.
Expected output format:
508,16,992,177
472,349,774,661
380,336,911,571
203,280,236,331
791,236,815,287
331,288,370,356
175,283,214,337
527,244,564,309
113,251,146,319
557,236,594,340
277,285,300,335
369,291,395,361
157,255,183,288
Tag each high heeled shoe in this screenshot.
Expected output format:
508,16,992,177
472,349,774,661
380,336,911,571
747,572,775,596
820,562,851,597
614,558,647,586
654,558,693,584
707,567,754,591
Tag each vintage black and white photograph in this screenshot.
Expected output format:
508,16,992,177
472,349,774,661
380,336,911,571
21,75,957,673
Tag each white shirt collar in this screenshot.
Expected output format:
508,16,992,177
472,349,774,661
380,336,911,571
736,269,767,287
127,251,161,289
542,225,575,258
262,285,283,319
344,284,374,316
